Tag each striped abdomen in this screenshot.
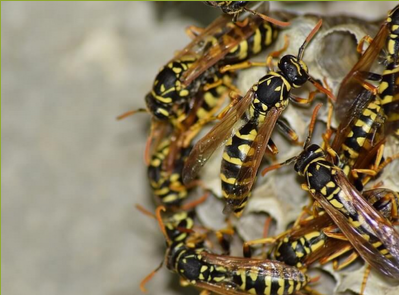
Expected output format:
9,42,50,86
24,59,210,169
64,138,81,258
274,231,327,268
339,99,385,176
224,22,278,64
221,119,259,215
148,140,191,207
231,262,308,295
378,62,399,134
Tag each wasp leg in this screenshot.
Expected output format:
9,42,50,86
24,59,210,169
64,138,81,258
276,117,301,145
353,74,378,95
319,245,354,266
243,237,277,258
357,35,373,54
360,265,371,295
289,90,318,105
322,226,348,241
243,229,290,258
266,138,279,156
333,251,359,270
203,79,224,91
360,145,399,186
220,60,269,73
140,260,164,293
185,25,204,39
216,92,242,120
180,191,210,211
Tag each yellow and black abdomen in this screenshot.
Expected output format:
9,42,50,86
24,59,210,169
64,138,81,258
231,262,308,295
148,140,191,208
221,119,258,215
339,99,385,176
378,62,399,134
224,22,278,64
274,231,327,268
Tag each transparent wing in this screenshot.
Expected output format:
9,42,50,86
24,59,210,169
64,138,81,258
335,21,389,121
310,170,399,279
201,251,307,279
182,89,255,185
179,14,265,87
194,281,249,295
224,108,282,213
173,15,232,62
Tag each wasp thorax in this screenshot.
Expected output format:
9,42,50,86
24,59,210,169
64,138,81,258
278,55,309,88
294,144,324,175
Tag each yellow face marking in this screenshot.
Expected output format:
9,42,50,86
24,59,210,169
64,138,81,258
275,86,282,92
151,90,173,103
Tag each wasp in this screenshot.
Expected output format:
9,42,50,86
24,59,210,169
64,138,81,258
330,4,399,178
147,139,192,208
141,207,312,295
203,1,290,25
145,9,283,123
183,19,335,217
259,103,399,280
263,145,399,279
270,188,399,271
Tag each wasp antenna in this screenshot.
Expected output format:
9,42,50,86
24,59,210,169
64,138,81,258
261,156,298,176
139,260,164,293
116,108,148,120
243,7,291,27
298,19,323,61
308,76,336,102
304,103,323,148
155,206,170,244
135,204,156,219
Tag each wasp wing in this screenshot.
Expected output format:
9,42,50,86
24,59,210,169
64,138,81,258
201,252,308,282
194,281,250,295
311,170,399,279
180,15,265,87
335,21,389,122
182,89,254,185
172,15,232,62
223,107,282,213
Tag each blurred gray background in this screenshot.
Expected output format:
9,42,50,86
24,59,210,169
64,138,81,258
1,2,395,295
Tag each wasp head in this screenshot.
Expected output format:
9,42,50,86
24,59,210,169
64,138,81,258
294,144,324,176
278,55,309,88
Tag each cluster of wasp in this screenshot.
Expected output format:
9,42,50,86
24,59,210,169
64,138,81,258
122,2,399,295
